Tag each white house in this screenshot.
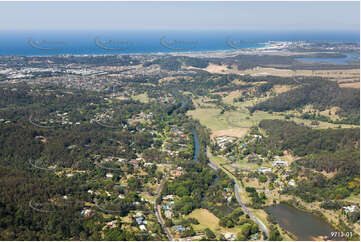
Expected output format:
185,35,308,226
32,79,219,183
224,233,236,241
139,224,147,231
163,194,175,200
343,205,357,213
272,160,288,166
258,167,272,173
288,179,296,187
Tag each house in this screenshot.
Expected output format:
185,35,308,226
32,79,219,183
343,205,357,213
136,217,144,225
140,197,149,202
165,210,173,219
135,211,144,217
144,162,153,167
172,170,182,178
106,220,117,228
81,209,92,217
172,225,185,233
163,195,175,200
117,158,126,163
215,136,235,148
272,160,288,166
106,173,113,178
224,233,236,241
139,224,147,231
288,179,296,187
258,167,272,173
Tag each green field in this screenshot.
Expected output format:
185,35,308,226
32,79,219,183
132,93,150,103
186,208,249,236
188,94,357,138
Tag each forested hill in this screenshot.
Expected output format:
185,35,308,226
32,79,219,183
259,119,359,156
259,119,359,177
257,119,360,203
250,80,360,124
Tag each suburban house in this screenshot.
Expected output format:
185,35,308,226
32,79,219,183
164,210,173,219
258,167,272,173
80,209,92,217
139,224,147,231
106,220,117,228
288,179,296,187
343,205,357,213
272,160,288,166
172,225,185,233
224,232,236,241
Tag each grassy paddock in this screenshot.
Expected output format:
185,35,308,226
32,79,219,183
186,208,250,236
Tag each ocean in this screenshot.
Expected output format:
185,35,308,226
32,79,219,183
0,30,359,56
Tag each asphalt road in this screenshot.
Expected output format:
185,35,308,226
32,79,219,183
235,183,269,240
154,169,174,241
206,148,269,240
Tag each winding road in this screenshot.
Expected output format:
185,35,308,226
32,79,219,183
206,148,269,240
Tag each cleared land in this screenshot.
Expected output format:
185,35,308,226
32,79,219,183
132,93,150,103
186,208,250,236
188,89,358,139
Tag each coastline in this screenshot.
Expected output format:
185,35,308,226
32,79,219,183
0,41,290,58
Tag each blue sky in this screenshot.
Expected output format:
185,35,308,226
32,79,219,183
0,1,359,31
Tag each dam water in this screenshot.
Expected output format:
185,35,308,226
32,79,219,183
265,203,335,240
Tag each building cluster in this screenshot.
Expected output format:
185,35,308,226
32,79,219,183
162,194,176,219
214,136,237,149
134,212,148,231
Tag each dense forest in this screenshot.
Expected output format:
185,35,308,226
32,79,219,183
258,119,360,202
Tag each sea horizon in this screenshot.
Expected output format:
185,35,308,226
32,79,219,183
0,29,359,56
